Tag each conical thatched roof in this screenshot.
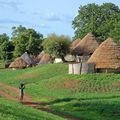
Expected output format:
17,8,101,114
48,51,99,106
70,38,81,49
72,33,99,55
39,53,54,64
38,51,45,60
87,38,120,69
9,57,27,68
21,52,33,65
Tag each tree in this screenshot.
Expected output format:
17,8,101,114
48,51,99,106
108,13,120,44
27,29,43,55
12,25,43,57
72,3,120,43
0,34,14,60
42,33,71,62
0,33,9,45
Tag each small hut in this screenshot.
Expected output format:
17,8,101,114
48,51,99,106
21,52,34,67
9,57,27,70
87,38,120,73
39,53,54,64
38,51,45,61
64,54,76,62
54,58,63,63
72,33,99,56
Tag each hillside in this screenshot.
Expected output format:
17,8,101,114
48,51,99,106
0,98,65,120
0,63,120,120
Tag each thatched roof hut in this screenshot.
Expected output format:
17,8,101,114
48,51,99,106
72,33,99,55
70,38,81,50
9,57,27,69
38,51,45,61
87,38,120,72
64,54,76,62
39,53,54,64
21,52,34,66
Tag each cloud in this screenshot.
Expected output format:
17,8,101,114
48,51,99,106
0,0,21,11
45,12,73,23
46,12,62,22
0,19,26,24
0,19,50,29
0,25,9,29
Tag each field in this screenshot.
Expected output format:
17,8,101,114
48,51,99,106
0,98,65,120
0,63,120,120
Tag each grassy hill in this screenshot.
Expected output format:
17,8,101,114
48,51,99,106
0,63,120,120
0,98,65,120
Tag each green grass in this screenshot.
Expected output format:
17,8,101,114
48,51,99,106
0,97,65,120
0,63,120,120
0,61,5,69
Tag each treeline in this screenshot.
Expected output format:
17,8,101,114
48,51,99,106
0,26,71,61
0,25,44,61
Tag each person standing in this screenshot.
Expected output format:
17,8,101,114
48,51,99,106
19,82,25,102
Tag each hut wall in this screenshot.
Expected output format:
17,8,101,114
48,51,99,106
97,69,120,73
68,63,81,74
68,62,95,74
76,55,90,62
54,58,63,63
81,63,95,74
68,64,74,74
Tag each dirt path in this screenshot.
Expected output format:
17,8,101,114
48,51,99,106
0,82,81,120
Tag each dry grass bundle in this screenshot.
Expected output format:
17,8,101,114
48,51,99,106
72,33,99,55
70,38,81,50
87,38,120,69
9,57,27,68
38,51,45,61
39,53,54,64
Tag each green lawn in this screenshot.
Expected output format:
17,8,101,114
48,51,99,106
0,63,120,120
0,97,65,120
0,61,5,69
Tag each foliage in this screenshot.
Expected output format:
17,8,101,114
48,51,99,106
72,3,120,43
12,25,43,57
42,33,71,62
0,34,14,60
0,98,65,120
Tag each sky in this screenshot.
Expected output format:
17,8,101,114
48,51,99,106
0,0,119,38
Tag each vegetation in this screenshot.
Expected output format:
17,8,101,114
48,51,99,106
0,34,14,60
0,98,65,120
42,33,71,62
0,64,120,120
72,3,120,43
12,25,43,57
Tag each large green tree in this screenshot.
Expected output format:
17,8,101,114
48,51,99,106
72,3,120,43
0,34,14,60
12,25,43,57
42,33,71,62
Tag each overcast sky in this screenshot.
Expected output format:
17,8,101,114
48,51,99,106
0,0,119,38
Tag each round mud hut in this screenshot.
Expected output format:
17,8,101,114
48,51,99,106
87,38,120,73
72,32,99,56
38,51,45,61
39,53,54,64
9,57,27,70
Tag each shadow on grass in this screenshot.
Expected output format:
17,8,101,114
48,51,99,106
44,96,120,120
43,95,120,106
